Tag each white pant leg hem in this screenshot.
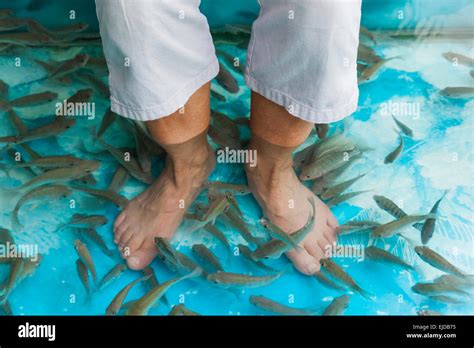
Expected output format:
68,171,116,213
245,75,359,124
110,59,219,121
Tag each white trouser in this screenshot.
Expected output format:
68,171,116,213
95,0,362,123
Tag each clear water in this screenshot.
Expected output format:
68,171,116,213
0,0,473,315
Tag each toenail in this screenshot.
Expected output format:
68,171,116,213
128,257,139,268
306,263,319,274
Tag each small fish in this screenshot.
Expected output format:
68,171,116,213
202,223,231,251
0,258,25,303
322,295,350,316
168,304,200,316
208,123,241,149
97,108,118,137
54,22,89,36
392,115,413,137
300,149,361,181
126,268,202,315
98,263,127,290
0,300,12,315
0,117,75,146
76,259,90,294
0,79,8,97
249,295,317,315
321,172,367,200
440,87,474,99
360,26,377,45
108,165,129,192
293,142,317,170
200,193,230,224
0,32,50,46
0,17,27,31
142,267,169,307
429,295,467,304
237,244,275,272
204,181,250,195
314,271,346,291
434,274,474,290
0,9,14,18
216,61,239,93
97,138,153,184
207,270,283,289
365,246,413,270
384,135,404,164
442,51,474,67
372,215,430,238
357,44,380,64
315,123,329,139
19,160,99,189
12,184,71,231
8,91,57,107
74,228,113,257
259,218,301,250
420,193,446,245
412,282,470,298
417,309,441,316
373,195,407,219
211,110,240,140
74,239,97,284
335,221,380,235
415,246,467,278
252,199,316,260
70,185,128,209
223,205,264,246
192,244,224,272
0,227,14,245
106,275,150,315
74,71,109,98
358,57,397,84
57,214,108,232
65,88,93,104
50,54,89,79
327,190,370,207
216,49,245,74
211,89,226,102
320,258,371,299
6,155,85,169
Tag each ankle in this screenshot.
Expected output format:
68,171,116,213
167,144,214,187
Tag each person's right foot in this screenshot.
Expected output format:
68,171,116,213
114,141,215,270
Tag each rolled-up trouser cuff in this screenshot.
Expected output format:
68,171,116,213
245,75,359,124
110,59,219,121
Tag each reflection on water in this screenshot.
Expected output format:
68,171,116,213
0,1,473,315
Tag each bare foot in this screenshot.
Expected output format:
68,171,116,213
114,143,215,270
245,154,339,275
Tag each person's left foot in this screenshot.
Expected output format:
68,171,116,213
245,146,339,275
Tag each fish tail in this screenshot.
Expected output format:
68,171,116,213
356,286,375,301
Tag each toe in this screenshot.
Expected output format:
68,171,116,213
305,240,326,262
326,211,339,230
286,248,320,275
126,243,158,270
122,236,144,258
117,225,134,246
114,211,126,229
113,222,128,244
317,228,334,252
